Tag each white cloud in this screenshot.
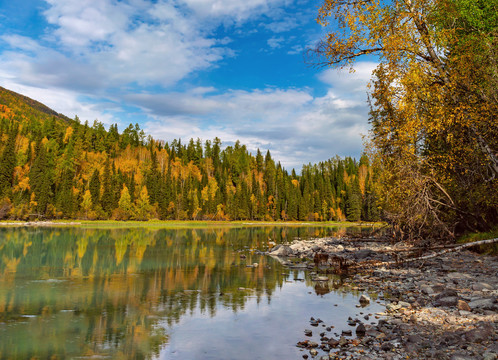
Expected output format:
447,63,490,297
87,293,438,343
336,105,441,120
139,62,375,169
180,0,286,21
267,36,285,49
0,77,117,126
0,0,375,170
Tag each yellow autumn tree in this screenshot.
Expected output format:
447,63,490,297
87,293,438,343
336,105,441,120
313,0,498,241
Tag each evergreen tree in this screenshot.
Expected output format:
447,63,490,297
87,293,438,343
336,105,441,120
29,141,54,215
0,125,18,196
101,158,113,214
89,169,101,206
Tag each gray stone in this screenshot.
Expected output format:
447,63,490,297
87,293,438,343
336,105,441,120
483,352,497,360
338,336,348,346
359,294,371,304
420,285,435,295
356,323,366,336
468,298,496,310
269,245,294,256
447,272,473,280
472,283,494,291
435,288,459,299
398,301,411,309
435,296,459,307
450,354,477,360
464,323,494,343
407,334,422,343
386,303,402,312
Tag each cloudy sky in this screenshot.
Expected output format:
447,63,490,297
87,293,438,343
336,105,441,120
0,0,376,170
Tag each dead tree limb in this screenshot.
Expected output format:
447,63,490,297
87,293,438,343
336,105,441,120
351,238,498,270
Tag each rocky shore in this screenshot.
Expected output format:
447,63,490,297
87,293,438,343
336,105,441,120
269,237,498,360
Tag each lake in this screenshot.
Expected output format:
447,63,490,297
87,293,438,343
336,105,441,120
0,225,382,359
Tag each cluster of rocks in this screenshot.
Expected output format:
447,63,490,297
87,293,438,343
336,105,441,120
278,237,497,359
269,237,395,268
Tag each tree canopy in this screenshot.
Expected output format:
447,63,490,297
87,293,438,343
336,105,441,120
313,0,498,241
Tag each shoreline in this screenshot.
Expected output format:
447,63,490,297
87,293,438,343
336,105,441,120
270,236,498,359
0,220,383,228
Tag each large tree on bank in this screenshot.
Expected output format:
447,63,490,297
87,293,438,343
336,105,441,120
311,0,498,241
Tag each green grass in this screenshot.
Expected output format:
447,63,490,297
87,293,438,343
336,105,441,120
0,219,385,229
457,226,498,254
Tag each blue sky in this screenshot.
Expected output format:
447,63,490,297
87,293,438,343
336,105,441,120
0,0,376,169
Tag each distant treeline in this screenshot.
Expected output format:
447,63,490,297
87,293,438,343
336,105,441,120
0,87,380,222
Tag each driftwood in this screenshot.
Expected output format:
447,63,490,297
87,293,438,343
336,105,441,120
351,238,498,271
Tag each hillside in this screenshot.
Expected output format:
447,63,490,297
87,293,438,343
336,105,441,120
0,87,380,221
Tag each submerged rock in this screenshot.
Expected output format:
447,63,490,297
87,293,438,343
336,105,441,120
359,294,371,305
269,245,294,257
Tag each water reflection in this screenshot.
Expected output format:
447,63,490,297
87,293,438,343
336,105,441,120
0,225,374,359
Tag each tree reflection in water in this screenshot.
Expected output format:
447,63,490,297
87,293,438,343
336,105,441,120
0,225,370,359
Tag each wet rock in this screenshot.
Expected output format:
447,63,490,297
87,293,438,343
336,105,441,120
327,338,339,347
381,342,393,351
356,323,366,336
297,341,309,348
338,336,348,346
304,329,313,336
269,245,294,257
342,329,352,336
309,348,318,356
359,294,371,305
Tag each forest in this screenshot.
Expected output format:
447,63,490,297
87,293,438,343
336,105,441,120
1,0,497,244
0,86,380,223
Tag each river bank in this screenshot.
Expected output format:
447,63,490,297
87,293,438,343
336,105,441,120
269,237,498,359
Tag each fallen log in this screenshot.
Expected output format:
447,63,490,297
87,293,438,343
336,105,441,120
351,238,498,271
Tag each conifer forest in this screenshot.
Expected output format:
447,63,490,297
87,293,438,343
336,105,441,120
0,86,380,223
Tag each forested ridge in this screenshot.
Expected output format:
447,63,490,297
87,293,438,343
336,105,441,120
0,86,380,222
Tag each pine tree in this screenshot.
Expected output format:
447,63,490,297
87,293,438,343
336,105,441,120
29,141,54,215
101,158,113,214
89,169,101,206
0,125,18,197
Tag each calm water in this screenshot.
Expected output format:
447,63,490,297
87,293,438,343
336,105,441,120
0,225,382,359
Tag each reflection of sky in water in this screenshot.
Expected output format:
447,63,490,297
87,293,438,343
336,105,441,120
160,273,383,360
0,226,381,359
